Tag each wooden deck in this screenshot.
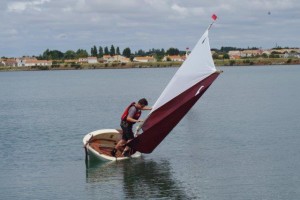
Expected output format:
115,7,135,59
89,138,127,158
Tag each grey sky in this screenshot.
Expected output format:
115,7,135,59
1,0,299,57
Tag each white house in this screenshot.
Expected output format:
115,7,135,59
1,59,18,67
162,55,185,62
78,58,88,63
228,51,241,59
102,55,111,63
284,52,300,58
108,55,130,63
87,57,98,64
16,57,52,67
133,56,156,63
240,50,263,57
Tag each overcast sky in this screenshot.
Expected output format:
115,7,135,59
1,0,299,57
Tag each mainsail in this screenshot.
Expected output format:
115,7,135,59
128,26,221,154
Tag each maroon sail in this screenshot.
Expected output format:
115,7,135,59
128,28,221,153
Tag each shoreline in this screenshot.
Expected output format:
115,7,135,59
1,58,300,72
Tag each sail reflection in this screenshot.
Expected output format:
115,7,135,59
122,158,191,199
85,158,191,199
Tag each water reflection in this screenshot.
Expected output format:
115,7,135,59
85,159,119,183
85,158,191,199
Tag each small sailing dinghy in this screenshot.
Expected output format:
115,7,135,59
83,15,221,161
83,129,141,161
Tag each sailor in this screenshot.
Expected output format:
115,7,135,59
111,98,151,157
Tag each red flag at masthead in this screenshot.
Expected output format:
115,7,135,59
212,14,217,21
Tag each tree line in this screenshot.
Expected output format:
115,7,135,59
39,45,182,61
37,45,297,61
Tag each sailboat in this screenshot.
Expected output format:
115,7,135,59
83,15,221,161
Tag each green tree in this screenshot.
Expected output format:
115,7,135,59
166,48,179,55
110,45,115,56
42,49,50,59
223,53,230,59
90,48,94,57
220,46,240,53
136,49,146,56
212,53,219,59
104,46,109,55
64,50,76,59
150,48,165,61
99,46,103,58
116,47,120,55
122,47,131,58
76,49,89,58
42,49,64,60
91,45,98,57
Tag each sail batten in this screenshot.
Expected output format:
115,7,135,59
128,28,221,153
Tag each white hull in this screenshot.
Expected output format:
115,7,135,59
83,129,142,162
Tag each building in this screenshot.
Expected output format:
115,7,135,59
240,50,263,57
228,51,241,59
16,57,52,67
78,58,88,63
262,50,271,57
101,55,130,63
284,52,300,58
102,55,112,63
109,55,130,63
133,56,156,63
64,59,78,64
162,55,185,62
87,57,98,64
1,58,18,67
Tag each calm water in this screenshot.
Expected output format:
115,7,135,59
1,66,300,200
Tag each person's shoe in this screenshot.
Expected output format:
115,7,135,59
111,148,117,157
122,150,130,157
